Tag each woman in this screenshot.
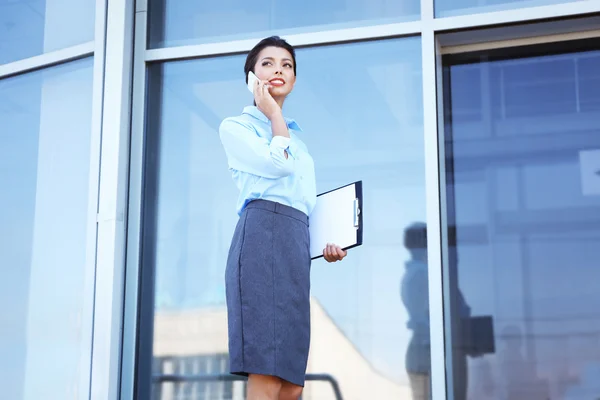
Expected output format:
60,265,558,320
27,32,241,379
219,36,348,400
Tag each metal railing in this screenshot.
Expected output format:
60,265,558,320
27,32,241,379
153,373,344,400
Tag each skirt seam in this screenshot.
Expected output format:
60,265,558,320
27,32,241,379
238,211,249,369
271,211,277,375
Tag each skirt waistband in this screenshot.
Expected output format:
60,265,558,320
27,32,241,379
245,200,309,226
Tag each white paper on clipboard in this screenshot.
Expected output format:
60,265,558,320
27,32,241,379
309,181,363,259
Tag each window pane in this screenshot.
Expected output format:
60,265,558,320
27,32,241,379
436,0,586,18
0,57,95,398
142,38,429,399
442,46,600,400
148,0,420,49
0,0,95,65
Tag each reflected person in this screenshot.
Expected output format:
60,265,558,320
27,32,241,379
401,223,472,400
401,222,432,400
219,36,348,400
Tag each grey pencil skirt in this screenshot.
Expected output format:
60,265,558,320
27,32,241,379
225,199,311,387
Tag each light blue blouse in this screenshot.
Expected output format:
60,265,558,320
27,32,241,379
219,106,317,217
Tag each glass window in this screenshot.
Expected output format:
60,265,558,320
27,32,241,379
0,57,95,399
436,0,586,18
148,0,420,49
0,0,95,65
442,43,600,400
140,37,430,399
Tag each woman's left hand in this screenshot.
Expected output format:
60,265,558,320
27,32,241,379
323,243,347,263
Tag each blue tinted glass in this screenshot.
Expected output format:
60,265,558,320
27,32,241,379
0,0,95,65
148,0,419,48
436,0,585,17
144,38,429,398
0,57,95,398
443,46,600,399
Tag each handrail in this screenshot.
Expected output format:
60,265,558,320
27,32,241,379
153,373,344,400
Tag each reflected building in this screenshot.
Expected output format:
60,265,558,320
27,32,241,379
153,298,412,400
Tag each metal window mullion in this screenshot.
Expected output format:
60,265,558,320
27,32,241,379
145,21,423,62
441,27,600,55
433,0,600,32
119,2,150,399
422,0,434,20
89,0,136,398
137,0,148,12
422,20,449,399
81,0,109,397
0,42,94,79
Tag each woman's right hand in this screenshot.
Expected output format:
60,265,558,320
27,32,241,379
254,79,282,121
323,243,347,263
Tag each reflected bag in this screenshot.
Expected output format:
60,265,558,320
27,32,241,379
461,316,495,356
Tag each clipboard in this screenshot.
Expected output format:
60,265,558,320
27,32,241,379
309,181,363,260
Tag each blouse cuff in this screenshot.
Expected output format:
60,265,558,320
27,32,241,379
270,135,293,158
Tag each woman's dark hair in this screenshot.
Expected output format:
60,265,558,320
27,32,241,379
244,36,297,83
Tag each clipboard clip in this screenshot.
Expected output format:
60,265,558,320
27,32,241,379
353,198,360,228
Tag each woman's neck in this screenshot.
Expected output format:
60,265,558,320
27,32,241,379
273,96,285,109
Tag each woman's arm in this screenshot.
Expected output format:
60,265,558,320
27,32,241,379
219,118,295,179
254,80,290,147
269,112,291,160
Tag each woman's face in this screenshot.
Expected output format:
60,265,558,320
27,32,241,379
253,46,296,99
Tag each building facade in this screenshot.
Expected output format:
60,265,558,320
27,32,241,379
1,0,599,399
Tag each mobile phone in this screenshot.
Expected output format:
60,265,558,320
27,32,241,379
247,71,259,93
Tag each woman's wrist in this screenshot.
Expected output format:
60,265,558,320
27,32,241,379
266,109,284,123
269,111,290,139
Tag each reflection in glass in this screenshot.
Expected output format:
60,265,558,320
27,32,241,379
148,0,419,49
143,37,429,399
0,58,95,399
435,0,584,18
0,0,95,65
442,44,600,400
